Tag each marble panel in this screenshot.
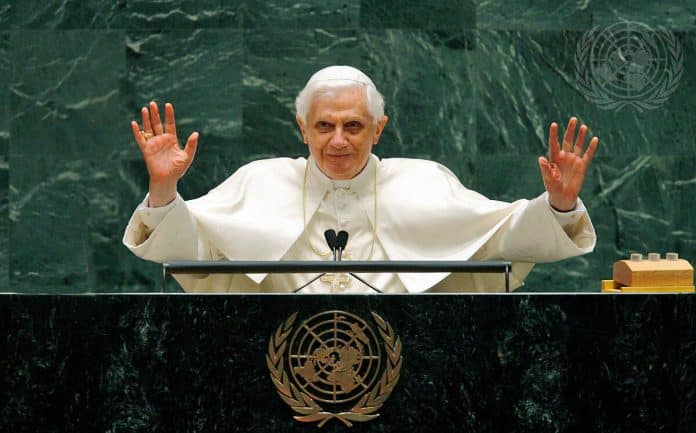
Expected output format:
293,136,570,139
7,153,185,293
125,0,236,29
0,167,6,292
0,2,10,29
242,28,362,157
476,0,594,30
8,157,89,292
360,29,477,170
124,29,243,160
11,0,126,29
592,156,696,258
474,30,695,157
593,0,696,30
476,0,695,31
360,0,475,29
9,30,126,161
0,33,7,291
238,0,360,29
1,295,694,432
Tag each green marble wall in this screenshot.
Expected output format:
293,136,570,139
0,1,694,292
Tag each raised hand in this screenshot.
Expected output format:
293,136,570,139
538,117,599,212
130,102,199,207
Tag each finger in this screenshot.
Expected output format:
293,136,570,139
149,101,164,135
141,107,153,133
538,156,549,176
562,117,577,152
130,121,146,151
538,157,556,191
548,122,560,161
583,137,599,163
164,103,177,137
183,132,199,163
573,124,588,156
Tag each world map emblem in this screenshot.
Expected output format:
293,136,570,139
575,21,683,111
267,310,402,427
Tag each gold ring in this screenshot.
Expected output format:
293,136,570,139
140,130,154,140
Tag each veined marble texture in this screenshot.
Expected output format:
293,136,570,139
0,33,7,292
1,295,695,432
476,0,696,30
0,1,694,292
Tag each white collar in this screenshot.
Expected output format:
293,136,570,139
307,154,376,193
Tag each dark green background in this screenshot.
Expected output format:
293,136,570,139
0,1,694,292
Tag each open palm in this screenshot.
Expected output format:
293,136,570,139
130,102,198,206
538,117,599,211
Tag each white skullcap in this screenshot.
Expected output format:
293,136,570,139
304,65,377,88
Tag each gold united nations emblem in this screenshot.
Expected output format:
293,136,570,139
266,310,402,427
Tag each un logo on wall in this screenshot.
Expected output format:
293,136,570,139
267,310,402,427
575,21,683,111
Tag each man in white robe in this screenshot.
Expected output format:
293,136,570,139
123,66,599,293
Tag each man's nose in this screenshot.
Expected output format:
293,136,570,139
329,128,348,148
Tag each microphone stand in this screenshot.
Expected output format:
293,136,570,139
292,229,383,293
336,230,383,293
292,229,338,293
292,273,326,293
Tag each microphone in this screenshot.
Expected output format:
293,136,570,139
336,230,349,261
324,229,338,260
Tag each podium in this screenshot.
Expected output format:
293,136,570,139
2,292,695,432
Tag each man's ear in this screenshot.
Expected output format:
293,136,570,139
296,114,308,144
373,115,389,145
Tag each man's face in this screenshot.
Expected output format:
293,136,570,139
296,86,388,180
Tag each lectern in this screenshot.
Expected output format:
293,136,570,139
2,264,695,432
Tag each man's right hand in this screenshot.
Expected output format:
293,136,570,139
130,102,199,207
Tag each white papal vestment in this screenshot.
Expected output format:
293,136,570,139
122,154,596,293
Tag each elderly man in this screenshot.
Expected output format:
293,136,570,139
123,65,598,293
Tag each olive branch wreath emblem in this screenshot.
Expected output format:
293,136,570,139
574,22,683,112
266,311,402,427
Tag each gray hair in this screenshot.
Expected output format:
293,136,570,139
295,66,385,124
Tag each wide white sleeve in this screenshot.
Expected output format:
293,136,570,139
135,194,176,229
547,195,588,228
479,191,596,263
122,193,216,263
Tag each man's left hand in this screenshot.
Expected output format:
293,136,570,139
538,117,599,211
